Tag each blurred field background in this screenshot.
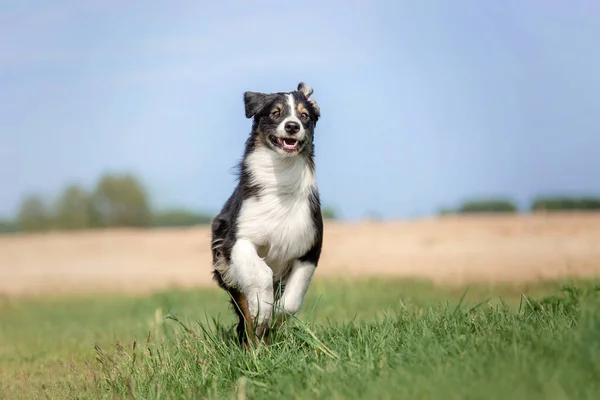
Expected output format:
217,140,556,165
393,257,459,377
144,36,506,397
2,210,600,297
2,179,600,399
2,1,600,399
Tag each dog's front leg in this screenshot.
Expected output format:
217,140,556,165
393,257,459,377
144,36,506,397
276,260,316,322
230,238,274,339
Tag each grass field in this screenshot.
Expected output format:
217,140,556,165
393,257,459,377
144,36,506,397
2,277,600,399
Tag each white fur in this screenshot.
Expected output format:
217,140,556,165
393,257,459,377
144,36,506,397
276,94,306,141
232,145,317,329
229,238,274,329
238,147,316,266
278,260,316,315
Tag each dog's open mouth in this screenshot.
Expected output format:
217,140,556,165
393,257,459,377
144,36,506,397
269,135,303,153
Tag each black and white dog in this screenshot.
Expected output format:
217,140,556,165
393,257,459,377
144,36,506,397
211,82,323,346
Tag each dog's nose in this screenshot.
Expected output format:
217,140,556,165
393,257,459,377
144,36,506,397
284,121,301,135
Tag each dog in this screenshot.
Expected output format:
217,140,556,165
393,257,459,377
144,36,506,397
211,82,323,347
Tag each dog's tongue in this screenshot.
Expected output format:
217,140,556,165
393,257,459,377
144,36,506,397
282,139,297,150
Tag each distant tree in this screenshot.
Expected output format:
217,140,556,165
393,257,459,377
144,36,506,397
152,209,213,228
457,198,518,214
54,184,92,230
322,207,337,220
438,207,455,216
0,219,17,234
17,195,51,232
531,196,600,212
91,173,152,227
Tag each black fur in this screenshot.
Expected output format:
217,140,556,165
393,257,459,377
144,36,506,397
298,188,324,266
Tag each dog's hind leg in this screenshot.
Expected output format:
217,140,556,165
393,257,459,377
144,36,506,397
229,288,258,347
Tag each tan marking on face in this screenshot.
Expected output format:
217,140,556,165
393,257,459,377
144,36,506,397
297,102,310,121
297,102,309,115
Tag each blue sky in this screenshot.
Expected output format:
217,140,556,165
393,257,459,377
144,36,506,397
1,0,599,220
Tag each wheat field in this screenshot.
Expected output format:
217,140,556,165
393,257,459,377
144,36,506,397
1,213,600,297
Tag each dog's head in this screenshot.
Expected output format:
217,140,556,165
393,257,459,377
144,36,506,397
244,82,320,156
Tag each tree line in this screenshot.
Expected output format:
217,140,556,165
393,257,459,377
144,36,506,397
3,172,596,234
0,173,212,234
440,196,600,215
0,172,339,234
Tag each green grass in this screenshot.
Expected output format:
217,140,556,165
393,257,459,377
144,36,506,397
1,277,600,399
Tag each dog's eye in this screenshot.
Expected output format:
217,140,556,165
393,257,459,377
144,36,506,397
300,112,309,120
271,109,280,118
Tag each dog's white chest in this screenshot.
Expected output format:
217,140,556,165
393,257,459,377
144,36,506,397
236,149,317,273
238,193,315,264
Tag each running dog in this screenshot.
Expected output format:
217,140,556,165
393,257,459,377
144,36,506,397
211,82,323,346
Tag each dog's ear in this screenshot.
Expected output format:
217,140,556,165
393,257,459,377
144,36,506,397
297,82,314,97
307,97,320,120
298,82,320,120
244,91,270,119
